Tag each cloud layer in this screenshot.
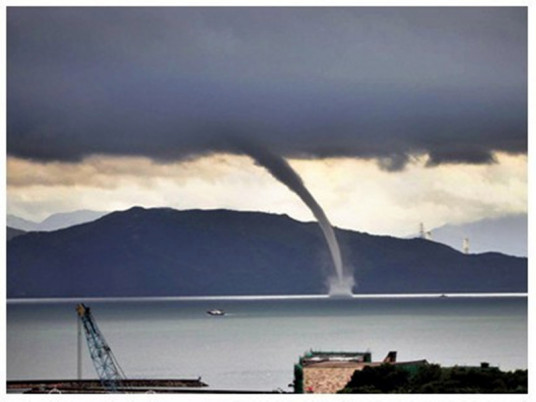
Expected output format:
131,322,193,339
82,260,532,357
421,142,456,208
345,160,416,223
7,7,527,169
7,152,527,235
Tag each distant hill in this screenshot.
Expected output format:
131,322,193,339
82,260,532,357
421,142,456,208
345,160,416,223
7,226,26,241
427,214,527,257
6,215,38,232
7,210,108,232
7,207,527,298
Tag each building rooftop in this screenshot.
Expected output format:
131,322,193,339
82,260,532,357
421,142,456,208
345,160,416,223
299,350,372,367
294,350,428,394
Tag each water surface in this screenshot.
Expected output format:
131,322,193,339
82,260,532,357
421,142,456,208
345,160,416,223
7,296,527,391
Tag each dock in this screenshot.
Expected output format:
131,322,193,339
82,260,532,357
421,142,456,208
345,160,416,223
7,379,289,394
7,378,207,394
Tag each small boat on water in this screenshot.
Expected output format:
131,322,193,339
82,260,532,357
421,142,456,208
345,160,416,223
207,309,225,316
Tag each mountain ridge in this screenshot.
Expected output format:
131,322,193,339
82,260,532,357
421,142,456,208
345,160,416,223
7,226,26,241
7,209,108,232
423,214,527,257
7,207,527,298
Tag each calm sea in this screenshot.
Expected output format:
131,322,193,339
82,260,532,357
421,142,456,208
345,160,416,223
6,295,527,392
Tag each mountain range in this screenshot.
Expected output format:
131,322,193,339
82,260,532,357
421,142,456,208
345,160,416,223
7,226,26,241
7,207,527,298
9,210,527,258
7,210,108,232
427,214,527,257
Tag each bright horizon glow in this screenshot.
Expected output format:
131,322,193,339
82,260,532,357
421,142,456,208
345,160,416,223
7,151,526,237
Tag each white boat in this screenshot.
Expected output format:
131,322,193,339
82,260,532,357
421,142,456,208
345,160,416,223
206,309,225,316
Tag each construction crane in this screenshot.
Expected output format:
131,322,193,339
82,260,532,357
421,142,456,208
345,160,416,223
76,303,127,393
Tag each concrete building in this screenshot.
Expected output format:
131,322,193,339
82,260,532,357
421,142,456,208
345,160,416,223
293,350,427,393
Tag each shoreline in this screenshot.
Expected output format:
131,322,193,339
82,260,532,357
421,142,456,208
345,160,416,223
6,292,528,304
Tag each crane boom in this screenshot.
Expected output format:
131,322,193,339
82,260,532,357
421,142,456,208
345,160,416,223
76,303,126,392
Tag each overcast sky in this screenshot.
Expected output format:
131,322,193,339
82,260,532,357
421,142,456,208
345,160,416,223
6,7,527,236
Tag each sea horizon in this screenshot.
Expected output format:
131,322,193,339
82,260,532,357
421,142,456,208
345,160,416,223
6,292,528,304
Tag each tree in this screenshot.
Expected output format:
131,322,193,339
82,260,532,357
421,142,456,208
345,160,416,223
339,364,528,394
341,364,409,393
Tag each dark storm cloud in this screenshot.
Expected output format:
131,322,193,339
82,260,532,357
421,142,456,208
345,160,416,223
7,7,527,169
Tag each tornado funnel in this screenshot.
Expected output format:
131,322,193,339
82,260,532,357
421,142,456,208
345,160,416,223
234,139,353,296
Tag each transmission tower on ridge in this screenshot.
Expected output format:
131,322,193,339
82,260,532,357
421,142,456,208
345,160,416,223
419,223,432,240
463,237,470,254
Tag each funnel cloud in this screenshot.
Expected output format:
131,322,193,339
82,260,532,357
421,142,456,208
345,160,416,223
233,139,353,296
